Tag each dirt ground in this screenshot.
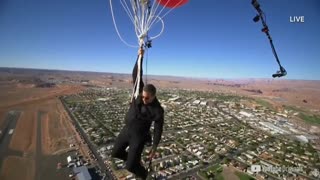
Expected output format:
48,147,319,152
222,166,240,180
0,84,84,155
7,99,76,155
41,111,51,155
0,84,85,179
41,98,76,155
0,84,84,109
6,99,79,156
0,156,35,180
9,109,37,153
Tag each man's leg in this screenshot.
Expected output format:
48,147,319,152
125,137,148,179
111,128,129,161
145,131,152,147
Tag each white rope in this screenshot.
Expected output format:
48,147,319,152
131,51,142,102
120,0,135,26
147,0,161,27
131,0,142,38
149,0,184,29
161,0,186,17
110,0,183,48
136,1,147,41
133,0,146,40
141,2,146,37
148,0,169,28
143,1,151,34
121,0,142,39
109,0,139,48
148,16,165,40
132,0,139,29
134,53,143,99
138,1,165,42
145,47,148,84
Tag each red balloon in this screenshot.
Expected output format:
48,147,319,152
156,0,188,8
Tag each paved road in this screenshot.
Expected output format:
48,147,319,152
60,97,116,180
35,111,45,180
0,110,23,170
168,165,206,180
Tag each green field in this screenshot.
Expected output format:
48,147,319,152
283,105,306,113
198,172,224,180
199,165,256,180
254,98,275,110
215,94,242,102
199,165,224,180
299,113,320,125
283,105,320,125
235,171,255,180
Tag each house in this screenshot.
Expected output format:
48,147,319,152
67,156,73,163
192,100,200,105
200,101,207,106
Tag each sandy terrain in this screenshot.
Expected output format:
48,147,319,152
91,73,320,111
0,156,35,180
1,67,319,112
0,80,85,179
0,84,84,109
242,80,320,111
9,109,37,153
1,87,80,156
5,98,77,156
0,79,84,155
41,112,51,155
41,99,76,155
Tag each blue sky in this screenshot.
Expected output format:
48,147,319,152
0,0,319,80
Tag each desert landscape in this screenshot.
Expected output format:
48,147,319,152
0,70,86,180
0,67,320,180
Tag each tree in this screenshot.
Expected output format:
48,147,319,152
181,155,188,163
218,154,225,160
222,158,231,164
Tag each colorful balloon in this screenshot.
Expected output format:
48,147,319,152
156,0,188,8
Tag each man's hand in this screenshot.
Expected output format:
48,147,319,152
148,149,156,160
138,48,145,55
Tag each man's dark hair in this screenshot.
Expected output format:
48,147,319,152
143,84,156,96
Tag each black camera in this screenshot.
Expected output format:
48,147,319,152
272,67,287,78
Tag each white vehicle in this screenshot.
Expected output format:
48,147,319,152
8,129,14,135
67,163,75,168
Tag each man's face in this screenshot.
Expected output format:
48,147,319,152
142,91,155,105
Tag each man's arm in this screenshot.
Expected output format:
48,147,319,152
152,107,164,151
132,48,144,93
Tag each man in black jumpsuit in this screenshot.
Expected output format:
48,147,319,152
111,48,164,179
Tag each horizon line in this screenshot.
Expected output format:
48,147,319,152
1,66,319,82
